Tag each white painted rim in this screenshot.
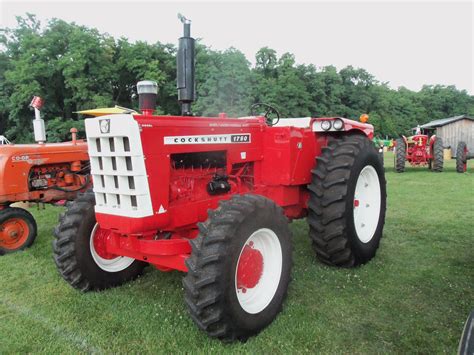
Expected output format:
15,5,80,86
235,228,283,314
353,165,382,243
89,223,135,272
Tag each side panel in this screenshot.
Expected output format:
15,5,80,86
0,142,89,204
260,127,317,186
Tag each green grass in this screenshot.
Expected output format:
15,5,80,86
1,153,473,353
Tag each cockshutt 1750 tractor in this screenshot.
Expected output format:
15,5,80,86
0,97,91,255
54,16,387,341
394,127,444,173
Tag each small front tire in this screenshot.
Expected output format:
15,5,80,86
53,191,146,291
0,207,37,255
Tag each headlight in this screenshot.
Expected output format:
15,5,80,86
321,120,331,131
333,119,344,130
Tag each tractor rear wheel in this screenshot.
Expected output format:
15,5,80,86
183,194,292,341
456,141,467,173
0,207,37,255
53,191,146,291
432,137,444,172
308,134,387,267
394,138,406,172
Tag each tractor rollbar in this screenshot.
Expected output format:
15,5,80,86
177,14,195,116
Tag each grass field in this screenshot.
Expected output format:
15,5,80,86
1,153,473,353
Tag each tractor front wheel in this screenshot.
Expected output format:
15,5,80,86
183,194,292,341
432,137,444,172
308,134,387,267
53,191,147,291
395,138,406,172
456,141,468,173
0,207,37,255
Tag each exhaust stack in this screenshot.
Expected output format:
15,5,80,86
177,14,195,116
30,96,46,144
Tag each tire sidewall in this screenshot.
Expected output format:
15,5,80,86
224,203,292,334
345,144,386,262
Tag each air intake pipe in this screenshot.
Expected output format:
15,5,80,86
30,96,46,144
177,14,195,116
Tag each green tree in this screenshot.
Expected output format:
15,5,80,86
1,15,473,143
194,47,252,117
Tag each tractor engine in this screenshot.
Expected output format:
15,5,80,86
28,162,88,190
169,152,253,199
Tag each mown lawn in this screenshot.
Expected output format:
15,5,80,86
1,153,473,353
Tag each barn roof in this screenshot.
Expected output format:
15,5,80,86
419,115,474,129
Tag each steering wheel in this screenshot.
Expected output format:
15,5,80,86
250,103,280,126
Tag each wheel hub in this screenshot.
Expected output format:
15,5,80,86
235,228,283,314
0,218,28,249
237,242,264,291
89,223,136,272
353,165,382,243
92,226,116,260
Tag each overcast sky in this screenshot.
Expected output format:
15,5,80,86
1,0,473,93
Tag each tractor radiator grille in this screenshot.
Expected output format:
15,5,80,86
85,114,154,218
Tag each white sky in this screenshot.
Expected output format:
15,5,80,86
1,0,473,93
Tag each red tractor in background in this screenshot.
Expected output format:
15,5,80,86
0,97,91,255
394,126,444,172
53,15,387,341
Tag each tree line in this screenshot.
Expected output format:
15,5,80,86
1,14,473,142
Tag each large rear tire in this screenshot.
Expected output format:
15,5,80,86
0,207,37,255
456,141,468,173
432,137,444,172
395,138,406,173
183,194,292,341
53,191,146,291
307,134,387,267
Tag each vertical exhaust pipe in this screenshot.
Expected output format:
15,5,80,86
177,14,195,116
30,96,46,143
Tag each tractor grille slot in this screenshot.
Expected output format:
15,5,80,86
85,115,154,218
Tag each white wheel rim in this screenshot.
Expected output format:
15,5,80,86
353,165,382,243
235,228,282,314
89,223,135,272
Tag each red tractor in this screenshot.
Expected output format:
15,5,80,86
394,127,444,172
53,16,387,341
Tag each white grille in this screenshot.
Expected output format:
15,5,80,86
85,114,153,218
